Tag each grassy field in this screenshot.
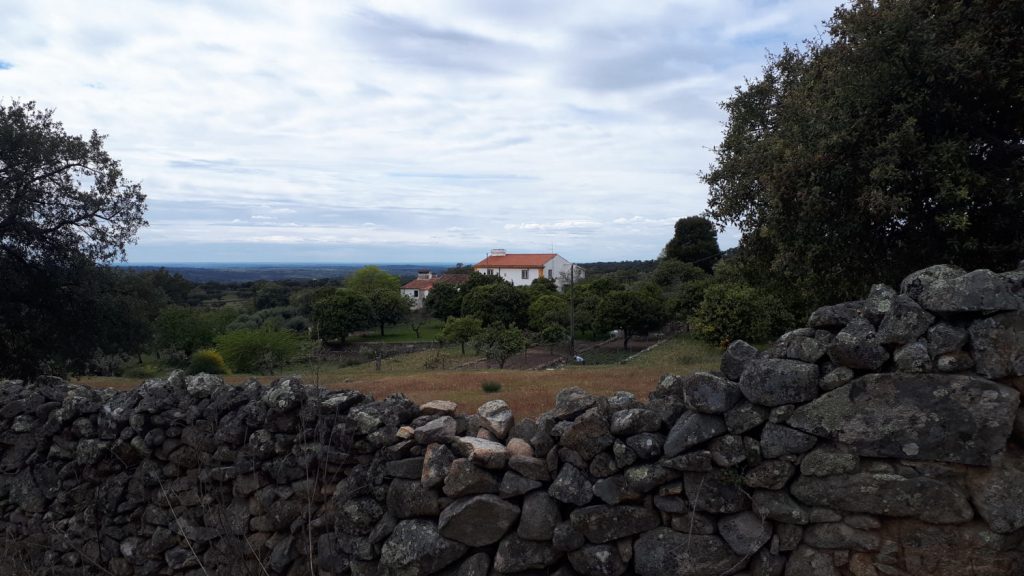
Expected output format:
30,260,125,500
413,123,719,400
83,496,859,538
78,335,721,417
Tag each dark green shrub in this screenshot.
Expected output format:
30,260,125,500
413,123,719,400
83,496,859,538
690,282,794,346
481,380,502,393
215,328,303,374
189,348,228,374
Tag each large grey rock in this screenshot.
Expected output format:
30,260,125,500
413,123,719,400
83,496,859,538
549,464,593,506
969,311,1024,379
625,432,663,461
560,407,615,461
478,399,514,440
725,401,768,434
772,330,827,363
380,519,467,576
660,450,712,472
493,533,560,573
718,511,772,555
893,341,932,372
722,340,758,381
674,372,743,414
608,408,661,436
518,491,560,541
568,544,627,576
623,463,680,493
917,269,1019,314
791,472,973,523
452,437,509,469
663,411,726,457
799,445,858,477
827,318,889,370
709,434,747,467
550,387,603,420
739,359,819,407
419,399,457,416
808,300,866,329
900,264,965,299
877,296,935,345
438,494,520,546
967,447,1024,534
788,373,1019,465
927,322,968,357
413,416,457,445
569,505,660,544
634,529,743,576
443,459,498,497
421,443,455,489
760,423,817,459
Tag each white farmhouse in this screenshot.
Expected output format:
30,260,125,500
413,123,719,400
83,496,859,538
472,249,583,289
400,271,469,309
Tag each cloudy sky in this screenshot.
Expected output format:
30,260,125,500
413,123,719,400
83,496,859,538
0,0,838,264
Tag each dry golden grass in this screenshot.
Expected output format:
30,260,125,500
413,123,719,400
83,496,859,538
78,336,721,417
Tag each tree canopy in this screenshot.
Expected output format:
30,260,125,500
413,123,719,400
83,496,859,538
425,282,462,320
346,266,400,294
702,0,1024,308
596,288,666,349
461,282,529,328
0,101,146,265
662,216,720,272
1,101,148,377
312,289,374,342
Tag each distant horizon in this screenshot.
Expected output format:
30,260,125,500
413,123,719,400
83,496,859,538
117,261,462,267
116,255,655,268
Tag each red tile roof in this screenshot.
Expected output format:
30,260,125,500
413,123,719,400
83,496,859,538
473,253,556,269
401,274,470,291
437,274,470,285
401,278,434,290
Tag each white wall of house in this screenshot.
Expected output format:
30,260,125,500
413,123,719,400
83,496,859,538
478,255,584,289
481,265,545,287
545,254,583,289
401,288,427,309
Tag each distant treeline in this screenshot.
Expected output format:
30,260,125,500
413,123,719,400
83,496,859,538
121,264,448,284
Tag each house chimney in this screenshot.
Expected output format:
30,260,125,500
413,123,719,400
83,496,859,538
489,249,507,257
417,270,432,280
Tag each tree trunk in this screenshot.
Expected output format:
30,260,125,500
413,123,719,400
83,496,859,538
380,323,385,337
623,332,631,350
461,341,466,355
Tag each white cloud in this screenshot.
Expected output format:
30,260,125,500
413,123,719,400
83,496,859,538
0,0,839,262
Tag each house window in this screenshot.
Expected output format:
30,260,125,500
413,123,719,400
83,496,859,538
487,269,494,275
413,290,419,297
521,270,529,280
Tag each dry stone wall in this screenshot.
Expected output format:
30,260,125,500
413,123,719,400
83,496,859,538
2,263,1024,575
